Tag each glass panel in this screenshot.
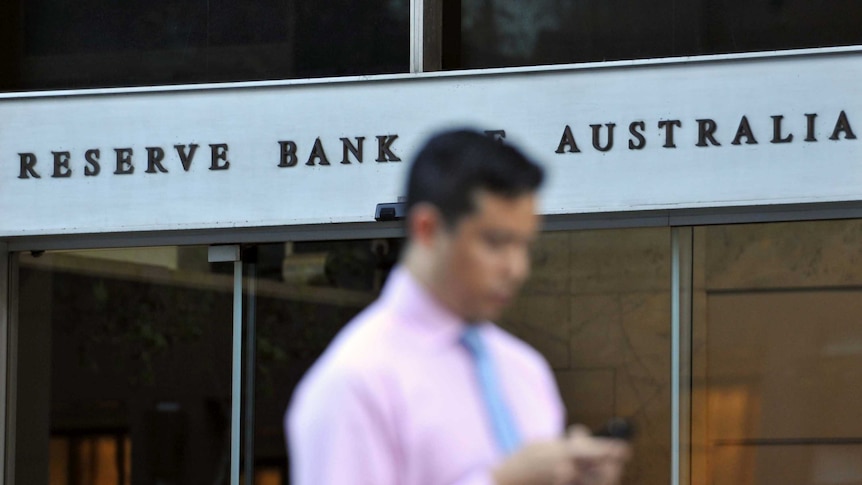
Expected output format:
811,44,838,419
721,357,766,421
0,0,409,92
247,239,400,483
251,228,670,485
456,0,862,69
13,247,233,485
498,227,672,485
692,220,862,485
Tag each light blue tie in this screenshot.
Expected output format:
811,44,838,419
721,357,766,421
461,325,521,455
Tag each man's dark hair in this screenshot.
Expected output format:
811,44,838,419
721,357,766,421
406,129,544,227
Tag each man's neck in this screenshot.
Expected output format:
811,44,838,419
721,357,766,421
401,244,465,320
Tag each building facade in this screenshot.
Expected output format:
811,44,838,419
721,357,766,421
2,1,862,484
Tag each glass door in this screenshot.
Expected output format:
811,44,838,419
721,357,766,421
239,239,402,484
690,219,862,485
244,227,671,485
8,226,673,485
10,246,234,485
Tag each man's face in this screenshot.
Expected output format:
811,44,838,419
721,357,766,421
436,190,540,322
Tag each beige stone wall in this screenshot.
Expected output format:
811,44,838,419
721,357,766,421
692,219,862,485
499,219,862,485
499,227,672,485
702,220,862,290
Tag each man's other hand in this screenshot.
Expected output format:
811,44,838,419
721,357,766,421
491,425,631,485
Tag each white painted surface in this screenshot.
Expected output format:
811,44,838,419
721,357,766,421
1,50,861,237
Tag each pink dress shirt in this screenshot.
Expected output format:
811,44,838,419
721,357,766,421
286,266,565,485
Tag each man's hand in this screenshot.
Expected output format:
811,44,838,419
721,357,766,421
567,425,631,485
491,425,631,485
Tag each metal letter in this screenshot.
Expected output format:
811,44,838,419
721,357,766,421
114,148,134,175
731,116,758,145
376,135,401,162
84,149,101,176
340,137,364,165
555,125,581,153
175,144,199,171
145,147,168,173
658,120,682,148
770,115,793,144
628,121,646,150
306,138,330,166
17,153,40,179
278,141,298,167
209,144,230,170
829,110,857,140
696,119,721,147
51,151,72,178
591,123,616,152
805,113,818,142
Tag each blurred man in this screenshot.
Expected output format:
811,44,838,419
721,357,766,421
287,129,629,485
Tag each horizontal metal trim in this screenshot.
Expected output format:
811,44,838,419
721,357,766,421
545,200,862,231
543,211,670,231
667,201,862,226
5,221,406,252
2,45,861,100
7,200,862,252
714,437,862,447
708,284,862,295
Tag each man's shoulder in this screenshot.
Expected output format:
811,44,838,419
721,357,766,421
293,301,400,397
486,324,555,375
286,300,408,436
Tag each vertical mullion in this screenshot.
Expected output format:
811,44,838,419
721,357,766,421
672,227,693,485
672,229,680,485
681,229,693,485
0,243,8,484
422,0,442,72
410,0,423,73
208,244,243,485
243,255,257,485
410,0,444,73
231,260,243,485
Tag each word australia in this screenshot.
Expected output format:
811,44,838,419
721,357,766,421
554,111,856,154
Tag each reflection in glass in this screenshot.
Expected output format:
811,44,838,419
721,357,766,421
14,229,673,484
246,239,402,482
248,230,671,485
498,228,672,485
692,220,862,485
15,247,233,485
1,0,409,91
458,0,862,69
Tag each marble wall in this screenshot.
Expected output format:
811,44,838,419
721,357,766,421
692,219,862,485
498,219,862,485
498,227,672,485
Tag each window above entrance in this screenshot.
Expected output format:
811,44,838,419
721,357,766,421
453,0,862,69
0,0,409,92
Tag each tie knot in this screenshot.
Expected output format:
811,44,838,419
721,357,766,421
460,326,485,355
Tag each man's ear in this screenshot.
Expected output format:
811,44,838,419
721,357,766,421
407,203,443,248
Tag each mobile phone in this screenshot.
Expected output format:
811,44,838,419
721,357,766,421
593,417,634,441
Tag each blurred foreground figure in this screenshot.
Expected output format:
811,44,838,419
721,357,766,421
287,129,629,485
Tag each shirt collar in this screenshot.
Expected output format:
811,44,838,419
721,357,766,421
382,265,483,349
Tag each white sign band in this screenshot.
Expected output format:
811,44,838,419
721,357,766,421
1,49,861,237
